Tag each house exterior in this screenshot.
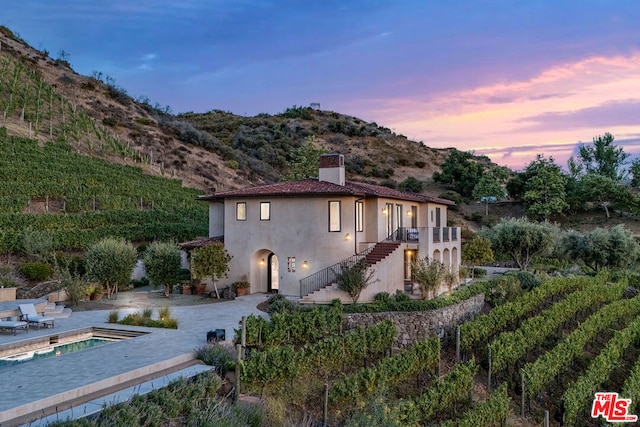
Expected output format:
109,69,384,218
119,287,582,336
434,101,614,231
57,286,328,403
198,154,461,303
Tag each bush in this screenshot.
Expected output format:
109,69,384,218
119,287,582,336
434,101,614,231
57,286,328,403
486,275,522,306
515,270,542,290
392,290,411,302
267,294,298,315
196,343,236,375
18,262,54,281
472,267,487,278
374,292,390,303
130,277,150,288
438,190,463,206
108,310,119,323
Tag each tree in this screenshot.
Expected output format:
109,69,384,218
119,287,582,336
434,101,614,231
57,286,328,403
560,225,638,272
85,238,137,299
283,136,328,180
190,242,232,296
577,132,629,181
337,259,376,304
523,155,568,220
433,149,486,197
630,159,640,188
482,218,557,271
472,166,509,215
411,257,446,299
144,241,182,297
578,173,629,218
398,176,424,193
462,236,494,278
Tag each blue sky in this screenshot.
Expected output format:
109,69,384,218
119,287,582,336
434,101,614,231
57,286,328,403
3,0,640,169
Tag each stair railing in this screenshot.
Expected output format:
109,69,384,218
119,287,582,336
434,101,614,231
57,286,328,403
299,246,374,297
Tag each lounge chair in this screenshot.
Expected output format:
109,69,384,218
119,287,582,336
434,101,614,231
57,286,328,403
0,319,28,335
18,304,55,329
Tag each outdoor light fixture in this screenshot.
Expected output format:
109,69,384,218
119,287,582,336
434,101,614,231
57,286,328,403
345,233,351,241
407,211,413,216
302,260,309,268
382,207,388,215
260,258,265,266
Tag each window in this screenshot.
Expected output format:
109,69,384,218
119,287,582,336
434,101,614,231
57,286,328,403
329,201,341,232
356,201,364,232
260,202,270,221
385,202,394,237
287,257,296,272
395,204,403,229
236,202,246,221
410,206,417,228
436,207,441,227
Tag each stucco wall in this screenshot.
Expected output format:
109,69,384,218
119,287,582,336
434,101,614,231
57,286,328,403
343,293,484,349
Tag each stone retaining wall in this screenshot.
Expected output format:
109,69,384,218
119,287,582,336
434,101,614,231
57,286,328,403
344,294,484,349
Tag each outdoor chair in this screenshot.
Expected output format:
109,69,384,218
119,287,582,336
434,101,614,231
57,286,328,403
0,318,28,335
18,304,55,329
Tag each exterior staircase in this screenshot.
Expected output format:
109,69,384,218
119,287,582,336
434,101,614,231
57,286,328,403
299,241,402,302
43,302,72,318
365,241,401,265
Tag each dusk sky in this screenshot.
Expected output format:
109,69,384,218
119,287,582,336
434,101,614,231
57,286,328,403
2,1,640,170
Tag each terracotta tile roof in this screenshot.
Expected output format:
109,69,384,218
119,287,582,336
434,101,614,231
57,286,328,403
199,179,454,206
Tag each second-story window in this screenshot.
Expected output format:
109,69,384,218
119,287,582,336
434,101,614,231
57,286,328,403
329,201,341,232
260,202,270,221
236,202,246,221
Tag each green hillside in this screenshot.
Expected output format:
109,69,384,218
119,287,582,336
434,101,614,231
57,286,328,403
0,134,207,253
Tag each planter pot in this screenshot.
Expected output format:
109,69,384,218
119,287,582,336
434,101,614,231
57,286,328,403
235,287,248,296
194,283,206,295
182,285,192,295
91,293,104,301
0,287,17,302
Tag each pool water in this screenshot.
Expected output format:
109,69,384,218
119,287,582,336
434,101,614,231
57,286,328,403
0,338,114,368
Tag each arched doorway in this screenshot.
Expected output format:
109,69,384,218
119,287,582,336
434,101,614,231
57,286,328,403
433,249,441,263
451,247,459,272
443,248,450,269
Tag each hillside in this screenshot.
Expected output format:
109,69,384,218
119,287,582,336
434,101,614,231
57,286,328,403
0,25,490,196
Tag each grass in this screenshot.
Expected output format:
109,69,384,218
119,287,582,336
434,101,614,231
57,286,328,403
108,307,178,329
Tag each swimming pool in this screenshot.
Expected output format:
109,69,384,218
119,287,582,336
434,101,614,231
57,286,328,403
0,327,148,369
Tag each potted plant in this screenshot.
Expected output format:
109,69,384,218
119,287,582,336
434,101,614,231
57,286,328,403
91,285,104,301
84,284,96,301
232,280,250,296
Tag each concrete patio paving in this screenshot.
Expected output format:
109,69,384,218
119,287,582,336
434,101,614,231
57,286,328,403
0,292,269,426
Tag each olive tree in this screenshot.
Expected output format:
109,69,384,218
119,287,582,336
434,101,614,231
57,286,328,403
85,238,137,299
144,241,182,297
190,242,232,296
411,257,446,299
560,225,638,272
482,217,557,271
337,259,376,304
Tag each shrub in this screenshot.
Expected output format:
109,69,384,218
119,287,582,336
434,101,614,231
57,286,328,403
267,294,298,315
392,290,411,302
374,292,390,303
195,343,236,375
108,310,119,323
515,270,542,290
130,277,150,288
18,262,54,281
102,117,118,127
438,190,463,206
472,267,487,278
486,275,522,306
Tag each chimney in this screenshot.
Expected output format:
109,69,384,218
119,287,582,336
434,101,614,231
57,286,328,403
319,153,345,186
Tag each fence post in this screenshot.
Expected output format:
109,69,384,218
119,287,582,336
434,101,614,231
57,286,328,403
544,410,549,427
323,383,329,425
241,316,247,359
234,344,241,404
521,370,525,417
456,326,460,363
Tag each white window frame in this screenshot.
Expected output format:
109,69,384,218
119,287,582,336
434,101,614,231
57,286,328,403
328,200,341,232
236,202,246,221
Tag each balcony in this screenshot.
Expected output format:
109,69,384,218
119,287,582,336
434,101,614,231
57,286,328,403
388,227,460,245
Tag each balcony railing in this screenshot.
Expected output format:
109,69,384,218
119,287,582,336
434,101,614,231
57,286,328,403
386,227,459,244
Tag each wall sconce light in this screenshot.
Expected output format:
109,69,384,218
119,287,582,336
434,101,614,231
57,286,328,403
407,211,413,216
260,258,265,266
407,250,412,255
345,233,351,241
382,207,388,215
302,260,309,268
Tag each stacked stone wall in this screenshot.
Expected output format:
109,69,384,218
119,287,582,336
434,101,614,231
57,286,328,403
344,294,484,349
